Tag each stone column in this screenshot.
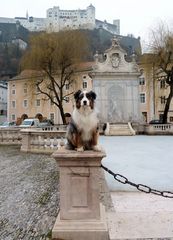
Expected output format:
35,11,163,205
20,129,31,152
52,150,109,240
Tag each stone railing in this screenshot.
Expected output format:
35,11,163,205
20,128,66,153
145,123,173,135
0,127,22,145
0,127,66,153
41,124,67,132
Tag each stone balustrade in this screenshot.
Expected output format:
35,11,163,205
0,127,66,153
20,129,66,153
145,123,173,135
0,127,22,145
41,124,67,132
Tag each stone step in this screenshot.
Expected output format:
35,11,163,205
105,123,135,136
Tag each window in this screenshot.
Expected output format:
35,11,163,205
12,89,16,95
83,82,87,89
24,88,27,94
142,112,147,122
36,99,41,107
50,113,55,122
23,99,28,108
11,114,16,121
65,84,70,90
159,114,163,121
12,101,16,108
140,93,145,103
139,77,145,85
160,80,166,89
170,116,173,122
24,83,27,93
160,96,166,104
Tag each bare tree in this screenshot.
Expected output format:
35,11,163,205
21,30,89,124
145,23,173,123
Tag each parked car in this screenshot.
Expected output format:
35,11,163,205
149,119,163,124
19,118,40,128
0,121,16,128
39,119,54,127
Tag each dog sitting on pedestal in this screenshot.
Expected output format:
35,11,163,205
66,90,102,152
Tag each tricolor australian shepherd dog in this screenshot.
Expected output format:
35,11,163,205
66,90,102,152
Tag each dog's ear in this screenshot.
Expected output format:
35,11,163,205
89,91,97,100
74,90,81,100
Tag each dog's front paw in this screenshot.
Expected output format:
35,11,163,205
92,145,102,152
77,146,84,152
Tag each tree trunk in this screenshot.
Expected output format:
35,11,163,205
162,85,173,123
59,103,66,125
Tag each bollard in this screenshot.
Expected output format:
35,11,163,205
52,149,109,240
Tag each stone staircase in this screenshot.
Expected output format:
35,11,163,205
104,122,135,136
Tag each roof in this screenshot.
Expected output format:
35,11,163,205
10,63,95,81
10,70,43,81
75,61,94,71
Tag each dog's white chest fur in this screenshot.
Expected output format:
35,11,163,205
72,108,98,141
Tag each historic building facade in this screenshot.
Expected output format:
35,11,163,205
7,66,93,124
46,4,95,31
138,66,173,123
7,38,145,125
0,81,7,123
6,37,173,125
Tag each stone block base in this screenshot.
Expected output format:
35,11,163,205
52,204,109,240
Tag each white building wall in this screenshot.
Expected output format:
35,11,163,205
46,4,95,31
15,17,47,31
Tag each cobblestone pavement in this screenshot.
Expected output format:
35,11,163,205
0,146,60,240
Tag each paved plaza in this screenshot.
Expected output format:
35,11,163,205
108,192,173,239
100,135,173,239
100,135,173,192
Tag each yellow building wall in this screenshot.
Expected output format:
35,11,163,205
8,70,93,124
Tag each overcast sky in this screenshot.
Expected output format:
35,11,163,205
1,0,173,44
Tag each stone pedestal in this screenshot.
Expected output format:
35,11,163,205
52,150,109,240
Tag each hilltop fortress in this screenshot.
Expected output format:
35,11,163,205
0,4,120,34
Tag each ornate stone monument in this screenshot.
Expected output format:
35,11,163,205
91,36,141,124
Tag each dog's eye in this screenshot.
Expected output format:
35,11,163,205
86,93,91,99
79,94,84,100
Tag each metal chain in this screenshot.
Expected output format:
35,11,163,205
101,164,173,198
